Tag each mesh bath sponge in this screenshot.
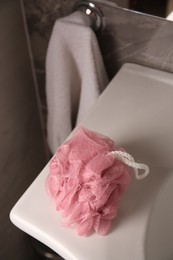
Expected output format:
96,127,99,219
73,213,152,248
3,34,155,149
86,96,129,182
46,127,149,236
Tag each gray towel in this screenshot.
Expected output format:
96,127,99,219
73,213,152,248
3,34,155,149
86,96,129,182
46,11,108,154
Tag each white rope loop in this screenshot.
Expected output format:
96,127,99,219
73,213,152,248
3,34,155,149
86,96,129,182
111,150,149,180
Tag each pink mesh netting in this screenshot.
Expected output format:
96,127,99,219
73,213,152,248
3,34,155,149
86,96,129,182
46,127,131,236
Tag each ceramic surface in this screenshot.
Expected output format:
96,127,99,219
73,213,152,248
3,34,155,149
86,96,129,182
10,64,173,260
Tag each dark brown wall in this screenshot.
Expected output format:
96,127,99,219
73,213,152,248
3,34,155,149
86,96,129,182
0,0,47,259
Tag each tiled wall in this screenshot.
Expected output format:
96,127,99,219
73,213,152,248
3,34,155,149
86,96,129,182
22,0,173,142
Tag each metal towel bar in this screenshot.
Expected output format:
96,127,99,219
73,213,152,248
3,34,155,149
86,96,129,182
74,1,103,31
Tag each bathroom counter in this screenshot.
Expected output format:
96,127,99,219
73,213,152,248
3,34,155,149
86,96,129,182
10,63,173,260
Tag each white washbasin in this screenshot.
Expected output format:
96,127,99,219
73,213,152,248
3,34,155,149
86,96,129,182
10,63,173,260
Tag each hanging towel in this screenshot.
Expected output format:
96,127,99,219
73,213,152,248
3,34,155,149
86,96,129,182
46,11,108,154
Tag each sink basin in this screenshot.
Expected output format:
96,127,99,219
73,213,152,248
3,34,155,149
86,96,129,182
10,63,173,260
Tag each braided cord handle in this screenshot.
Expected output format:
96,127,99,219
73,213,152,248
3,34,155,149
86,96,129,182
111,150,149,180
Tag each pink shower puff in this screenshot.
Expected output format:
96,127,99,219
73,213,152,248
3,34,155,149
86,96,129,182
46,127,131,236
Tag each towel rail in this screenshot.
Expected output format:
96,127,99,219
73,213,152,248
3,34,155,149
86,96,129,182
74,1,103,31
